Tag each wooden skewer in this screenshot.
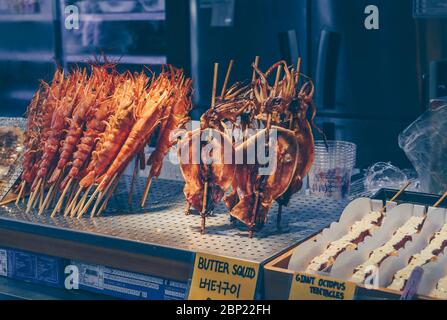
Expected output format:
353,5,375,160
51,178,73,217
26,188,38,212
91,173,118,217
380,181,412,213
65,185,83,217
26,178,42,213
47,175,62,210
128,157,139,206
96,195,111,217
46,186,58,211
251,64,281,236
90,191,104,218
211,62,219,108
141,175,153,208
50,173,66,210
220,59,234,98
201,181,209,235
252,56,260,82
38,179,45,210
272,65,282,97
96,175,121,217
77,183,102,218
30,176,39,191
40,171,64,213
278,58,302,225
295,57,302,84
65,183,77,208
15,181,25,206
250,56,260,100
249,191,261,239
198,62,220,233
71,185,92,218
433,191,447,208
39,183,56,215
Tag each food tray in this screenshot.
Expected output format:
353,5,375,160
0,117,26,201
264,188,447,300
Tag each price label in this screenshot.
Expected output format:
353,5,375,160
188,252,260,300
289,272,357,300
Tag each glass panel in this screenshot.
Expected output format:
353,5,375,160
61,0,167,66
0,0,55,116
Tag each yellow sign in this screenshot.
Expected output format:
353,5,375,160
289,272,357,300
188,252,260,300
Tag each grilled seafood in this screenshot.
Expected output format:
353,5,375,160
178,128,236,233
21,84,47,185
18,63,193,217
80,74,140,189
146,74,192,180
35,70,83,183
224,126,299,228
176,58,321,236
276,81,317,210
60,69,117,190
96,73,170,191
48,69,90,185
142,72,193,206
219,60,314,235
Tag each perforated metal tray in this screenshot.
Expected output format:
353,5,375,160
0,175,348,264
0,117,26,201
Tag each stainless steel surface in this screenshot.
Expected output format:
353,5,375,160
0,176,348,263
0,117,26,201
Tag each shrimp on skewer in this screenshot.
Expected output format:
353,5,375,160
81,70,183,216
21,85,47,182
18,63,195,217
32,72,85,213
49,66,116,188
142,70,193,206
17,84,48,204
59,70,119,216
29,70,64,182
47,69,90,186
79,73,143,190
95,72,173,193
45,70,118,216
59,77,116,191
73,73,146,217
37,71,83,179
26,69,68,211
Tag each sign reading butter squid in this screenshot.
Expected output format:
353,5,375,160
289,273,357,300
188,252,260,300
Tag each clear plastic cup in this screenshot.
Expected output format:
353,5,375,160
308,141,357,200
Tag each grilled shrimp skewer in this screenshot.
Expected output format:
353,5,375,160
74,74,141,217
142,72,193,207
79,72,171,216
50,67,116,216
18,63,192,218
26,69,68,212
17,84,48,204
29,70,84,213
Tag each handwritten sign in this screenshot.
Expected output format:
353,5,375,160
289,272,357,300
188,252,260,300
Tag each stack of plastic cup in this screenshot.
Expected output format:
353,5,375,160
308,141,357,200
